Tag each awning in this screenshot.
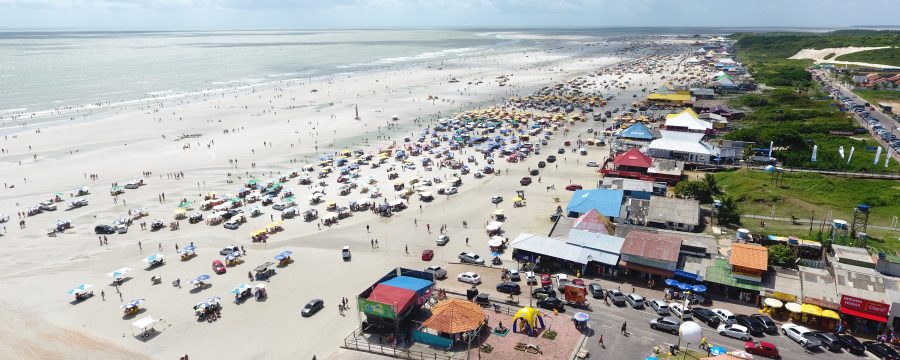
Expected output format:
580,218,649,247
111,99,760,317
618,260,673,278
841,306,888,323
822,309,841,320
801,303,822,317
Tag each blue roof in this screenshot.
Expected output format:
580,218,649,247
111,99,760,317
381,276,433,296
566,189,624,217
620,122,654,140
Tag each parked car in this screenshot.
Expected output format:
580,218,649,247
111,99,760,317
586,161,599,167
557,148,565,154
341,246,351,260
750,314,778,334
496,282,521,295
837,334,866,355
212,260,226,274
813,331,842,351
530,169,539,176
507,269,521,281
525,272,538,285
436,234,449,246
744,341,781,359
445,187,458,195
588,283,603,299
736,315,765,336
650,316,681,334
606,289,626,306
712,308,736,324
693,308,721,327
94,225,116,234
223,220,241,229
537,297,564,311
782,323,821,349
565,184,583,191
491,196,503,204
648,299,670,316
219,246,239,255
301,299,324,317
39,201,57,211
458,272,481,284
546,155,557,163
718,324,752,341
458,252,484,264
669,303,692,320
865,341,900,360
531,286,556,299
519,177,532,186
540,273,552,287
537,161,546,168
425,265,447,280
421,249,434,261
626,293,645,309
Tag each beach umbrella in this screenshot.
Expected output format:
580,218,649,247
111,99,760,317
785,302,802,313
691,285,707,293
572,312,589,322
142,254,165,263
274,254,286,261
184,245,196,252
279,250,292,257
107,267,132,278
709,346,727,355
677,283,692,291
230,284,250,294
664,279,681,287
764,298,783,308
490,251,501,257
196,274,211,281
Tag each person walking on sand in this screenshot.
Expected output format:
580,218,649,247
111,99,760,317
101,290,105,301
248,271,253,281
621,322,627,335
138,241,142,252
598,334,605,348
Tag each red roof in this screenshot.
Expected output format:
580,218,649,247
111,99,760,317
613,148,652,169
368,284,416,313
621,230,682,262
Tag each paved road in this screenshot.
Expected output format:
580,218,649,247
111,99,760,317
576,293,876,360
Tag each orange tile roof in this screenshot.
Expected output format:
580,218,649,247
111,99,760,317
730,243,768,271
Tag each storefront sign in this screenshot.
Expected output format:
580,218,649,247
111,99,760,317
841,295,889,317
803,296,839,310
358,298,397,319
674,269,703,282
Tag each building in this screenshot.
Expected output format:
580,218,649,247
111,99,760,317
648,130,720,163
730,244,768,283
618,121,659,141
646,91,692,106
832,245,876,269
664,108,713,133
882,277,900,330
833,261,890,335
798,266,841,330
600,177,665,199
600,147,684,184
565,188,624,219
619,230,682,280
647,196,701,232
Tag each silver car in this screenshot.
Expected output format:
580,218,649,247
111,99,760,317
648,299,670,316
650,316,681,334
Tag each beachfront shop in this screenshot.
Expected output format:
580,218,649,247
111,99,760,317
509,232,622,277
840,295,890,335
356,268,435,344
704,258,761,305
618,230,682,282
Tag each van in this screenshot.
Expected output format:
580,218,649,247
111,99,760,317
626,294,645,309
712,308,736,324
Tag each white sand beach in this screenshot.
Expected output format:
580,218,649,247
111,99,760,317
0,36,695,359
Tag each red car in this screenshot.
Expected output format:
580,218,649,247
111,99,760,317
540,273,552,287
421,249,434,261
520,177,532,186
212,260,226,274
571,278,586,286
564,141,571,146
565,184,583,191
744,341,780,359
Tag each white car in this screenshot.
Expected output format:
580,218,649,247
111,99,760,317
717,324,752,341
39,201,57,211
782,323,822,349
525,271,538,285
341,246,351,260
272,202,287,211
219,246,240,255
586,161,599,167
223,220,241,229
445,187,458,195
669,303,692,320
712,308,736,324
436,234,449,246
458,272,481,284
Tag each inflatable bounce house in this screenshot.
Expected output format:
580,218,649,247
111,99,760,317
512,307,545,336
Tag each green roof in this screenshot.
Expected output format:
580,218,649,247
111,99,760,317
705,258,761,291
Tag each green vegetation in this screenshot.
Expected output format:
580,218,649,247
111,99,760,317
768,244,797,266
716,196,742,226
732,30,900,87
836,47,900,67
714,169,900,251
854,89,900,105
823,53,837,60
674,174,722,203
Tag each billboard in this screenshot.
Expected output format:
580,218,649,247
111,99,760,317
357,297,397,319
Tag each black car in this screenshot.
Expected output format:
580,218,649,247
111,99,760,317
605,289,626,306
692,308,721,327
750,314,778,334
531,287,556,299
546,155,557,163
736,315,765,336
496,282,521,295
557,148,565,154
301,299,324,317
537,297,564,311
537,161,546,168
529,169,539,176
813,331,842,352
837,334,865,355
94,225,115,234
865,341,900,360
588,283,603,299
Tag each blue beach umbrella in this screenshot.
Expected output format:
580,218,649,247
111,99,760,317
196,274,211,281
274,254,286,261
664,279,681,287
573,312,589,322
709,346,727,355
280,250,293,257
490,251,501,257
677,283,692,291
692,285,708,293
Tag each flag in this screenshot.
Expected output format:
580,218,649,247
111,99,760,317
847,147,855,164
811,145,818,162
838,145,845,159
888,149,894,168
875,147,882,165
768,141,773,158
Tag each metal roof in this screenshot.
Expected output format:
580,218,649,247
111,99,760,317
649,130,719,156
511,233,620,266
647,196,700,226
621,230,682,262
565,189,624,217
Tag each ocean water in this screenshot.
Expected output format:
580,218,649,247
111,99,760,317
0,27,819,124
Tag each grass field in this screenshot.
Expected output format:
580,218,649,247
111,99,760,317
714,169,900,251
854,89,900,104
836,47,900,67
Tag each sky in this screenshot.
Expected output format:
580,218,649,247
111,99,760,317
0,0,898,30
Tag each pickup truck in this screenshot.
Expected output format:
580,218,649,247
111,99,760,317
782,323,822,349
425,265,448,280
458,252,484,264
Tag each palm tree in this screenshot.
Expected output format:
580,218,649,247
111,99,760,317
703,174,723,197
716,196,741,226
